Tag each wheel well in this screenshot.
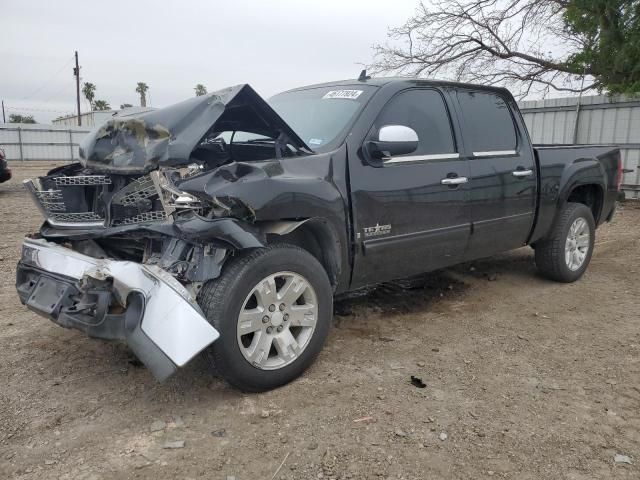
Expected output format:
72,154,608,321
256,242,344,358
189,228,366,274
567,184,603,223
265,219,341,290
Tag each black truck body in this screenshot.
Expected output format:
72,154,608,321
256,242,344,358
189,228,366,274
16,77,622,390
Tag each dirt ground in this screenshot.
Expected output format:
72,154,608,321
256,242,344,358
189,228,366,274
0,162,639,480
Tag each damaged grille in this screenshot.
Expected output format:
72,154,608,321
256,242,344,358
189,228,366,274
54,175,112,186
50,212,105,222
113,210,167,225
112,175,157,206
25,175,111,226
34,190,66,212
25,173,168,228
111,175,167,225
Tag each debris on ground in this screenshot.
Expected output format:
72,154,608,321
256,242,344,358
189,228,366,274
211,428,226,437
410,376,426,388
150,420,166,432
614,454,632,464
394,429,407,437
269,451,290,480
162,440,185,449
353,416,375,423
439,432,448,441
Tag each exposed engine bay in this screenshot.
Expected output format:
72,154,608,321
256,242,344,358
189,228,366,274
23,84,314,289
16,83,345,381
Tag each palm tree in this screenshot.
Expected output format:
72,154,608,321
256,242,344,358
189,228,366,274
194,84,207,96
136,82,149,107
82,82,96,110
93,100,110,111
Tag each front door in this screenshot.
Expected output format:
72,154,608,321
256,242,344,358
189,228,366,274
349,88,471,288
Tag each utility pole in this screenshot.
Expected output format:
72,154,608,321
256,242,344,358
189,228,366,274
1,100,5,123
73,51,81,126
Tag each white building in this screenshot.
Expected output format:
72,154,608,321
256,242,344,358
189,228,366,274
52,110,119,128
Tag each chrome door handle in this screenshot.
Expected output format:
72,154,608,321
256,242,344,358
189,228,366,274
512,169,533,177
441,177,468,185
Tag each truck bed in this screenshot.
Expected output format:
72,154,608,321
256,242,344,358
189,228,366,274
529,144,620,244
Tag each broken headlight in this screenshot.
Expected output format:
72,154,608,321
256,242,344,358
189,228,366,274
150,169,203,215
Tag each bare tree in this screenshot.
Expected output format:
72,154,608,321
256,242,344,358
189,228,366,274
371,0,605,97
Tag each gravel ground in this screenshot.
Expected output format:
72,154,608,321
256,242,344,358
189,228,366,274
1,162,639,480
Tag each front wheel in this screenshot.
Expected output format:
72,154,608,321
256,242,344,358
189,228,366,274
197,244,332,392
535,202,595,283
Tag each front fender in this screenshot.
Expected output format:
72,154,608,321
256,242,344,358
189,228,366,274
173,214,265,249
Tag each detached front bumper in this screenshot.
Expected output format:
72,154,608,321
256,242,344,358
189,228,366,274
16,238,219,381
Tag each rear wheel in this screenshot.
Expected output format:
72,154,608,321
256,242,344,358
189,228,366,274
197,244,332,392
535,202,595,282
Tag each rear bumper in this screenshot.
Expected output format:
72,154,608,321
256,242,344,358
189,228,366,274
16,238,219,381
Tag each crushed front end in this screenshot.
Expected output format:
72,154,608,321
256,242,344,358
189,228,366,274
16,163,227,381
17,237,219,381
15,83,309,381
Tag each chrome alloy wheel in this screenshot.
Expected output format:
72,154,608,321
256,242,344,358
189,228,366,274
236,271,318,370
565,217,590,271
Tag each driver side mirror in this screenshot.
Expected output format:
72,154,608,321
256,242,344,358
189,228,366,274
366,125,419,161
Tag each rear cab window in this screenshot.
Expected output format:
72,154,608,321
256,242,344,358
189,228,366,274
456,90,518,155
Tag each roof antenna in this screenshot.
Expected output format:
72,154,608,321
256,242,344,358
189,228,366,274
358,69,371,82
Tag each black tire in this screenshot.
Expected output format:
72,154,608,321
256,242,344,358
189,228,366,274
535,202,595,283
197,244,333,392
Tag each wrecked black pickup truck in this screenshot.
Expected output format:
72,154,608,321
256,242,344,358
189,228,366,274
16,78,622,391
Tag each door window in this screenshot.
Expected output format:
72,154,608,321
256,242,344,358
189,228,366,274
375,89,456,157
456,90,517,153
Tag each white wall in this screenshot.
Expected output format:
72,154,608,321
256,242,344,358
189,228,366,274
519,95,640,199
0,123,90,161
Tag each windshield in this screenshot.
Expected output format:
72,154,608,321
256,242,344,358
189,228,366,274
268,85,376,151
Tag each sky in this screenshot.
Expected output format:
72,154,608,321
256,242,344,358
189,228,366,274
0,0,419,124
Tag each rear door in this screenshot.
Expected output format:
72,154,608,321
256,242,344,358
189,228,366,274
454,89,537,259
349,88,471,288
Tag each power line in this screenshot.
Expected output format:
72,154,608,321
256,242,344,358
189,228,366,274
41,76,76,103
5,106,74,114
20,55,75,100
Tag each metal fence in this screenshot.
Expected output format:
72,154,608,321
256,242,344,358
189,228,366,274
519,95,640,199
0,124,90,162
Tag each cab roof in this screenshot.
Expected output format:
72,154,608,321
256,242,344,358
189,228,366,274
281,76,512,98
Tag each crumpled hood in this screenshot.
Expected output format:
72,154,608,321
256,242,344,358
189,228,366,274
79,84,310,174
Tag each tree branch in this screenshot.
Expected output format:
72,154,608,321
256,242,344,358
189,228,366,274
370,0,600,98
